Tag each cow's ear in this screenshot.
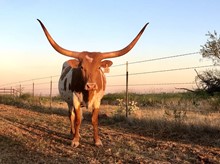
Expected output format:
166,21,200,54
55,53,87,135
67,59,80,68
101,60,113,73
100,60,113,68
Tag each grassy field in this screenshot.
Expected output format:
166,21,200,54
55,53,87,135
0,93,220,163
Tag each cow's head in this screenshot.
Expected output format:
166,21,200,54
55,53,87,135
65,53,113,91
37,19,148,91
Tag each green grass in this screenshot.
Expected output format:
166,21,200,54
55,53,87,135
0,94,67,117
103,91,220,112
1,91,220,114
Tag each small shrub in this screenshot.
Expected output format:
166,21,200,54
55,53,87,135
20,93,32,100
115,99,139,116
163,98,189,124
208,97,220,111
164,107,187,124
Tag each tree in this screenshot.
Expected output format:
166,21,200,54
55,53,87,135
196,31,220,94
200,31,220,64
195,69,220,94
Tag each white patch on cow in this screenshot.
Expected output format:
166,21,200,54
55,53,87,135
61,62,70,73
87,90,104,110
59,61,73,105
85,55,93,63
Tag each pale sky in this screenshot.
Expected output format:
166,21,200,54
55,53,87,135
0,1,220,94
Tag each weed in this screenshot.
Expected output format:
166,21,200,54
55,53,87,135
19,93,32,100
114,99,139,116
164,108,187,124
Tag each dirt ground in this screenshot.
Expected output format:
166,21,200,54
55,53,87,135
0,103,220,163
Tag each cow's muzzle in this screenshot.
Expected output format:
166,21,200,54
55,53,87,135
85,83,98,90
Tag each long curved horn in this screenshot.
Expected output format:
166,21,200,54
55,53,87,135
100,23,149,59
37,19,80,58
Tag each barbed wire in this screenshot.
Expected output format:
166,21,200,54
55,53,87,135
108,64,218,77
107,82,195,87
0,52,216,88
1,64,217,87
112,51,200,67
0,75,59,87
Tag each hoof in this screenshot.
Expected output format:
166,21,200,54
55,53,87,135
71,141,80,148
95,139,103,147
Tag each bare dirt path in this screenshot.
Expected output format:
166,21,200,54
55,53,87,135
0,104,220,163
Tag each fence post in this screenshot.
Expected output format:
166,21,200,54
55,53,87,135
32,82,35,97
19,84,22,96
125,61,129,117
50,77,52,108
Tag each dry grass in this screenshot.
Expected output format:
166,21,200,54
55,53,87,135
0,95,220,163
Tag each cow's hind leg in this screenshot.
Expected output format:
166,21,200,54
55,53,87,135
68,104,75,137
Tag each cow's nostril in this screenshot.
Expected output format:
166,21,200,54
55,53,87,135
87,84,91,89
85,83,97,90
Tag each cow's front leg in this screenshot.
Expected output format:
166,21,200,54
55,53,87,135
71,93,82,148
71,106,81,148
92,107,102,146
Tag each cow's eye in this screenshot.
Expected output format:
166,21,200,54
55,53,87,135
80,66,83,69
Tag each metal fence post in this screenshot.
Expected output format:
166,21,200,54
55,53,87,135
19,84,22,96
126,61,129,117
50,77,52,108
32,82,35,97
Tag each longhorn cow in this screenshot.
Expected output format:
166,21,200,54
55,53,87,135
37,19,148,147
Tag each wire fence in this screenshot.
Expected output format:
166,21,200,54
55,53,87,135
0,51,219,96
